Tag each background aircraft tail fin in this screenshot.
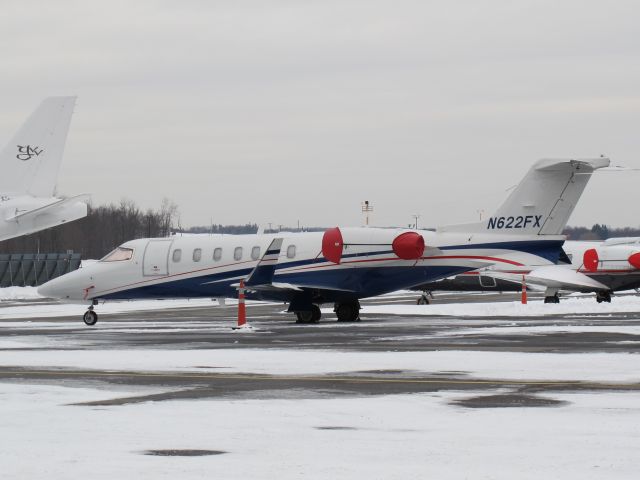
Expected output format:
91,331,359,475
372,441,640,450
0,96,76,198
439,158,610,236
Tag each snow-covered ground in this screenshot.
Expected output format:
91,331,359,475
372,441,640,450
1,383,639,480
3,286,640,478
355,294,640,317
0,286,41,300
1,348,640,383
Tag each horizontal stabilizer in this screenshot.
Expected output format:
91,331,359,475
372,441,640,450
7,194,90,223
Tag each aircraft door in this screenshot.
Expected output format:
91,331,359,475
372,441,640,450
143,239,172,276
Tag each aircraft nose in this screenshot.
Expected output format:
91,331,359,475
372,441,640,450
37,277,64,299
38,274,84,301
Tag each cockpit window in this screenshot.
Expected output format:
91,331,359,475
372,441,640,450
101,247,133,262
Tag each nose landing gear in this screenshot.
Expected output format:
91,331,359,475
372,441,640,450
83,305,98,326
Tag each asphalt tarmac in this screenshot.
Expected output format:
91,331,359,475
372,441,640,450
2,291,640,407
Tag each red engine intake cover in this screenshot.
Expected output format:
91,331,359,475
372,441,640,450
628,252,640,270
583,248,599,272
392,232,425,260
322,227,344,264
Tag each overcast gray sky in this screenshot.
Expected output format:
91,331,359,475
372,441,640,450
1,0,639,228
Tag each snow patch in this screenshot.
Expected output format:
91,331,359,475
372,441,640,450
354,295,640,317
0,286,42,301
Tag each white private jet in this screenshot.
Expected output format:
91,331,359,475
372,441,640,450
523,238,640,303
0,97,89,242
38,158,606,325
414,223,640,304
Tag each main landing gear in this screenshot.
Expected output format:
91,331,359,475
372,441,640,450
83,305,98,326
596,291,612,303
295,304,321,324
291,300,361,323
334,300,361,322
417,291,432,305
544,293,560,304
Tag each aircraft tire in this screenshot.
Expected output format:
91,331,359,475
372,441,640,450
335,302,360,322
310,305,321,323
295,311,314,324
83,310,98,326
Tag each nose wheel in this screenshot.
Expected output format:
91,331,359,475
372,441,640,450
83,306,98,326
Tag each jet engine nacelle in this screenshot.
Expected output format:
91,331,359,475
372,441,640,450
392,232,425,260
322,227,344,264
628,252,640,269
321,227,426,264
582,246,640,272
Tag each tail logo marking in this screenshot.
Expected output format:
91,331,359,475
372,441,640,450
487,215,542,230
16,145,43,161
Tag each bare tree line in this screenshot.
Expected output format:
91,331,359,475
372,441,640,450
563,224,640,240
1,196,638,260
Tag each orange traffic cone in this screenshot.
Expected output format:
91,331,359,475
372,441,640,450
232,280,248,330
521,275,527,304
238,279,246,327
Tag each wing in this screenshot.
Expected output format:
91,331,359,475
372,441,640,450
488,265,608,292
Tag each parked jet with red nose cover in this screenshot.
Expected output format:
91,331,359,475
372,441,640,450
413,237,640,304
507,237,640,303
38,158,606,325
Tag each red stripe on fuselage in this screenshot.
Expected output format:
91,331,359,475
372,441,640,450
93,253,525,297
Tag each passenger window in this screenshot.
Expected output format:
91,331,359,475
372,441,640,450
251,246,260,260
172,249,182,262
213,247,222,261
193,248,202,262
287,245,296,259
234,247,243,261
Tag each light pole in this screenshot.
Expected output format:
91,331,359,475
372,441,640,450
362,200,374,226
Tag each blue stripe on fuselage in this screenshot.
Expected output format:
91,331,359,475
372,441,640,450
96,239,563,301
439,239,564,263
98,265,471,303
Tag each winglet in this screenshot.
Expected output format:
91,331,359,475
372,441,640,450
245,238,283,287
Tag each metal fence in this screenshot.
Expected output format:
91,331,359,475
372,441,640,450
0,253,82,287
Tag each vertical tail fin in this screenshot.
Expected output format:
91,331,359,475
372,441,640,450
0,96,76,197
439,158,610,235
